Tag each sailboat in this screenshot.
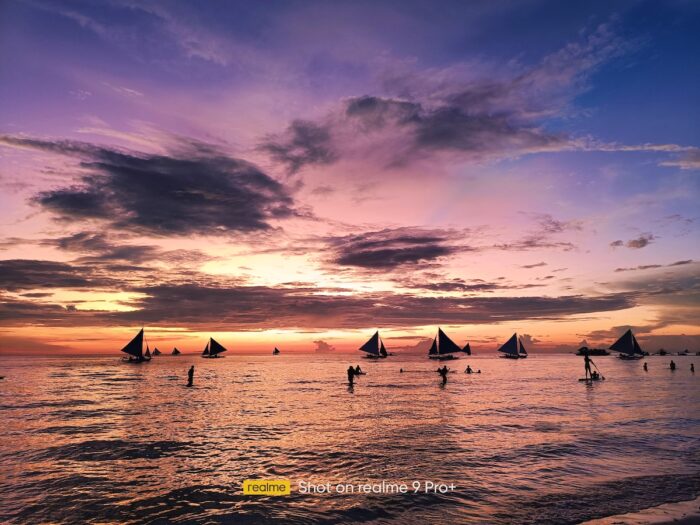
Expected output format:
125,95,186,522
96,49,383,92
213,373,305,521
498,334,528,359
152,347,162,356
359,331,390,359
427,328,464,360
171,347,181,355
273,347,281,355
201,337,228,358
144,346,152,359
120,328,151,363
610,329,645,360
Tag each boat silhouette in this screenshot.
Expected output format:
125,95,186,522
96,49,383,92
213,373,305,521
610,329,645,360
359,331,391,359
498,334,528,359
428,328,465,360
201,338,227,358
120,329,151,363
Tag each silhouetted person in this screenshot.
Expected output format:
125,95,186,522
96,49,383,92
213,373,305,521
466,365,473,374
347,366,355,385
691,363,695,373
583,349,593,379
477,369,481,374
400,368,404,373
670,360,676,371
355,365,363,375
187,365,194,387
643,362,648,372
438,366,448,385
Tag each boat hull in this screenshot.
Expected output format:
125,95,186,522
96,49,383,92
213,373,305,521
429,355,458,360
363,354,386,359
618,354,643,360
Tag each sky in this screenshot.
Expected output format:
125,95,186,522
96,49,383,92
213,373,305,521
0,0,699,355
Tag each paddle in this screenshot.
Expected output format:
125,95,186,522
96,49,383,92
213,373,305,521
590,359,605,380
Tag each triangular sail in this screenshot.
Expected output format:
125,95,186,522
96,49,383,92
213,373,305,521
519,340,527,355
209,338,228,355
379,340,388,357
273,347,280,354
120,329,143,358
359,331,380,355
498,334,518,355
610,329,636,355
202,342,210,356
428,338,438,355
632,334,644,355
462,343,471,355
172,347,181,355
153,347,161,355
438,328,462,354
144,346,151,358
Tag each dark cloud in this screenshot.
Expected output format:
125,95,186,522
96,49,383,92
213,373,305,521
1,135,296,236
521,262,547,269
398,277,545,293
0,259,114,291
313,340,336,353
611,233,656,249
343,95,565,165
259,120,337,173
326,227,466,270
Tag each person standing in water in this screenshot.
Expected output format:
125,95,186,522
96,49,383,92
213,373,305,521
347,366,355,386
187,365,194,387
643,362,648,372
465,365,473,374
691,363,695,373
583,349,594,379
670,360,676,371
438,366,449,385
354,365,363,375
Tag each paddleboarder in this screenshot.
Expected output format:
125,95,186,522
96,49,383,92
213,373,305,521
583,349,594,379
187,365,194,387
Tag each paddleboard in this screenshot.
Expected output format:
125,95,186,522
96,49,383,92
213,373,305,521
579,378,604,382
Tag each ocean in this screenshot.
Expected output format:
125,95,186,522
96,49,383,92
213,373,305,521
1,353,699,524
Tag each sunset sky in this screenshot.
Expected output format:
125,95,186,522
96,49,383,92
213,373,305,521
1,0,698,354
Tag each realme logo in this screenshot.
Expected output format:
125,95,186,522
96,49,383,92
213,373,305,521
242,479,291,496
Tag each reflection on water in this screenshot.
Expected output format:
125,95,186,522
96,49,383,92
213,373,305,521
1,354,699,524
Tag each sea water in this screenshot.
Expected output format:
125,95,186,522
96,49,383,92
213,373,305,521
1,354,698,524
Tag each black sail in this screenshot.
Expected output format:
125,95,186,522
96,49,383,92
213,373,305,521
202,342,210,356
209,338,228,355
498,334,518,356
438,328,461,354
360,331,380,355
462,343,471,355
428,338,438,355
610,329,641,355
121,329,143,358
379,340,388,357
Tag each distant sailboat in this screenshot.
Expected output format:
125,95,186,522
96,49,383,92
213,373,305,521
498,334,528,359
610,329,645,360
359,331,391,359
273,347,281,355
152,347,162,356
171,347,181,355
120,328,151,363
201,337,227,358
428,328,464,360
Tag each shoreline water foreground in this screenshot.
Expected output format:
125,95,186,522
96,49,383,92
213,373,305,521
582,496,700,525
